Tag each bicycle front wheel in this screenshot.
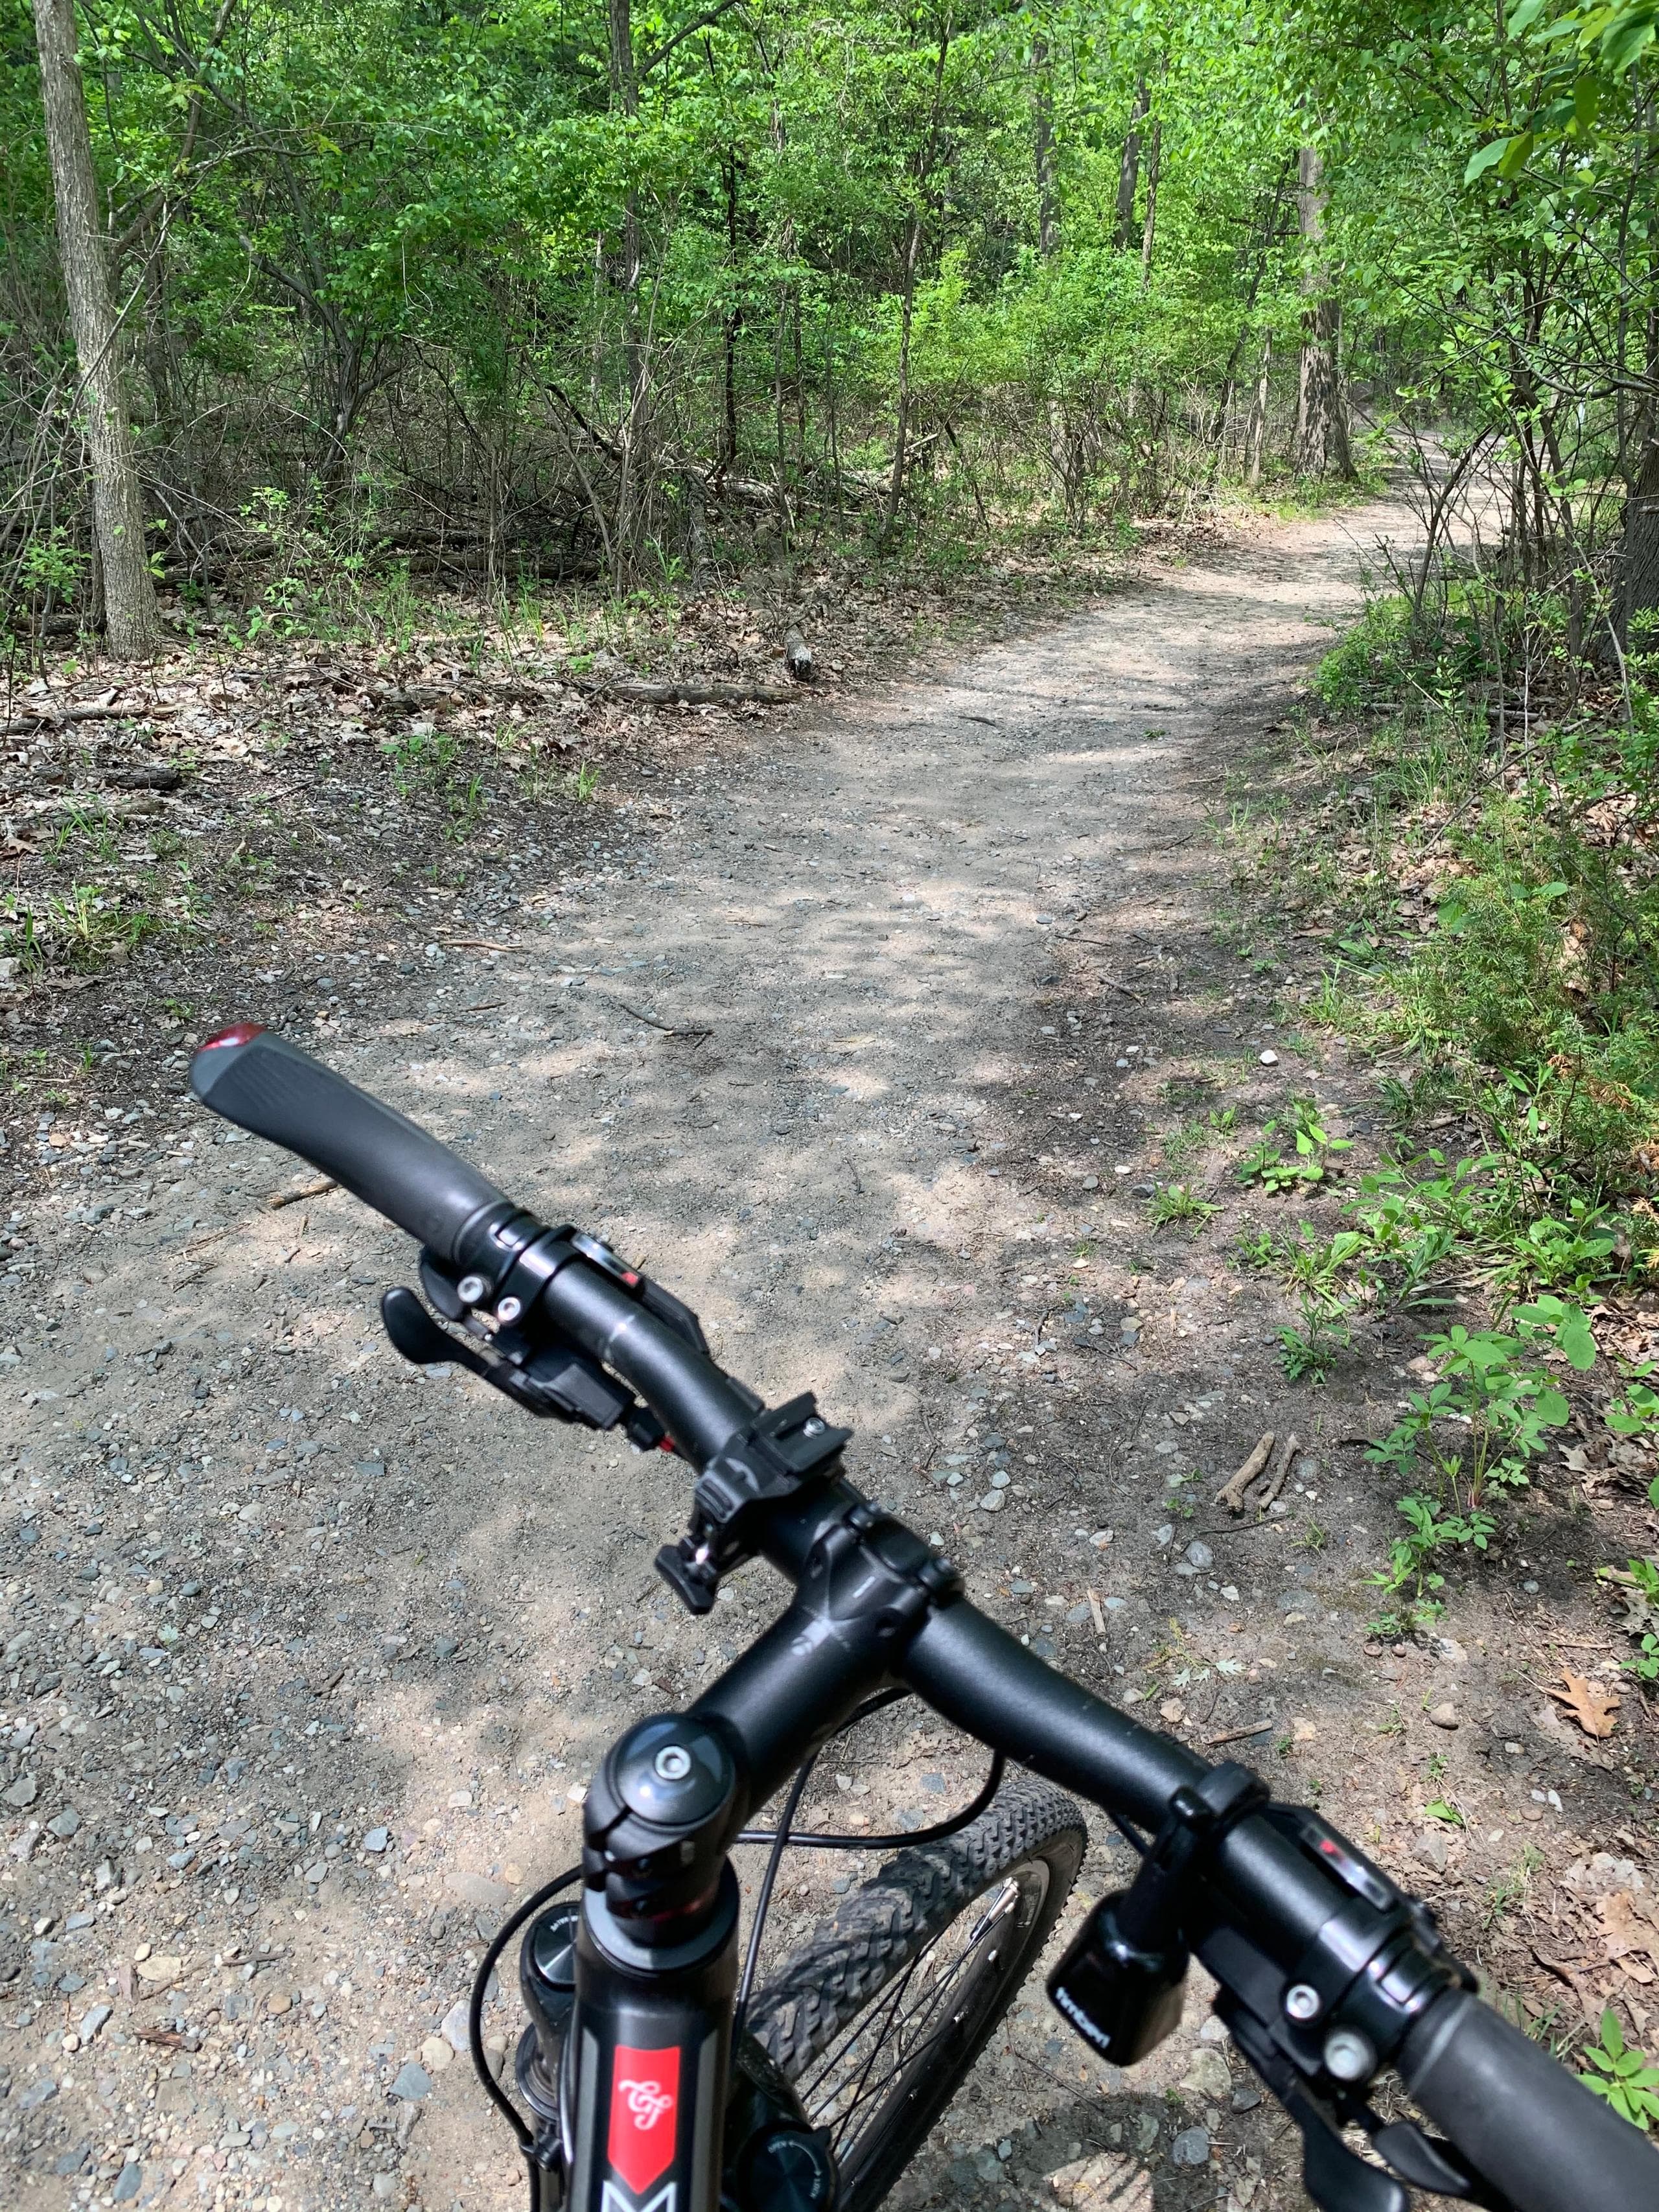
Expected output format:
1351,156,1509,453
747,1776,1088,2212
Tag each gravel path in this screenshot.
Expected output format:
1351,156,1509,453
2,501,1406,2212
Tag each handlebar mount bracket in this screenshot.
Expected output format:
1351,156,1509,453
656,1393,853,1614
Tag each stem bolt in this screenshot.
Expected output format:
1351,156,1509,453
1323,2027,1376,2082
457,1274,487,1305
497,1295,524,1325
1284,1983,1321,2023
803,1417,825,1437
653,1745,693,1783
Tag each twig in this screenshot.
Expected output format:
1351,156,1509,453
0,697,175,736
1205,1717,1275,1748
1216,1432,1275,1512
441,937,523,953
265,1176,336,1211
603,994,713,1044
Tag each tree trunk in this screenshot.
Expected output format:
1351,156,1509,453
1247,331,1271,487
1139,117,1161,286
32,0,160,657
608,0,647,573
1620,434,1659,652
1115,77,1147,249
1032,38,1058,258
1292,146,1352,478
883,14,951,544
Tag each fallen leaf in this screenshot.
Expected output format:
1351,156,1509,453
1159,1697,1186,1725
1547,1670,1620,1739
1598,1891,1659,1973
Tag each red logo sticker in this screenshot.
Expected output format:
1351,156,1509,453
608,2045,680,2196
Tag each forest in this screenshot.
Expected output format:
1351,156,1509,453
1,0,1653,651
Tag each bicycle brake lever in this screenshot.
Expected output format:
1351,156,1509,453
380,1288,665,1445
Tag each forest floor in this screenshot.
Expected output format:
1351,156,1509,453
3,493,1655,2212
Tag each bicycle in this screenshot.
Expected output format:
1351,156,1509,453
190,1022,1659,2212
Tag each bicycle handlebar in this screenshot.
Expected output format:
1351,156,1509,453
1402,1992,1659,2211
190,1032,1659,2212
191,1025,513,1265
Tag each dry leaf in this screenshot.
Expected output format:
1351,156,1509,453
1547,1670,1621,1739
1598,1891,1659,1973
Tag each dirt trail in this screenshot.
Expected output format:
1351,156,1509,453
3,500,1429,2212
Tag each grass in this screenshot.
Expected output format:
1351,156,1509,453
1147,1183,1220,1233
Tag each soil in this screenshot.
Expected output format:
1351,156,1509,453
3,496,1655,2212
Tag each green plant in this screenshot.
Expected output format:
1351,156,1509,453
1579,2010,1659,2132
1367,1321,1575,1511
569,761,601,802
1237,1097,1352,1195
1367,1493,1496,1636
382,725,461,795
1279,1304,1352,1382
1423,1797,1465,1826
1147,1182,1220,1232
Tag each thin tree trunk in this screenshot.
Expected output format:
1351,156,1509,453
1139,117,1161,286
883,13,951,543
1292,145,1352,478
1115,76,1147,249
608,0,647,573
1247,331,1271,487
1618,301,1659,649
1032,37,1058,258
32,0,160,657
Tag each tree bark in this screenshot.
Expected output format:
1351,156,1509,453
1139,117,1161,285
883,12,951,544
1292,146,1352,478
1032,37,1058,258
1246,330,1271,487
1115,77,1147,249
32,0,161,657
1620,433,1659,652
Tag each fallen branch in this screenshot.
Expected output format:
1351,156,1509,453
603,993,713,1045
0,696,176,737
1215,1431,1274,1512
266,1176,336,1211
579,677,793,708
1259,1432,1303,1510
1205,1717,1275,1748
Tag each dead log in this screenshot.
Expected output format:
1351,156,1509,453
583,677,793,707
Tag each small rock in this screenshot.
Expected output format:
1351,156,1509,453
373,2176,399,2200
1231,2084,1263,2113
112,2163,143,2204
1427,1702,1459,1730
434,1635,460,1661
1259,1050,1279,1066
46,1808,81,1838
78,2002,112,2043
267,1990,292,2016
135,1953,182,1983
447,1870,508,1909
1183,1539,1214,1571
447,1788,473,1810
391,2060,432,2102
420,2034,453,2073
1155,1524,1174,1547
18,2077,58,2111
1180,2045,1231,2099
1170,2125,1211,2166
442,2000,470,2053
363,1826,390,1854
5,1773,38,1808
1415,1828,1449,1873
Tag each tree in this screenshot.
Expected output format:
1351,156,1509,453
31,0,161,655
1292,143,1351,478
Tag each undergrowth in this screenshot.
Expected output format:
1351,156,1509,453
1227,570,1659,1635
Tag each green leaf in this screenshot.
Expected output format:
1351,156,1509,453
1507,0,1548,30
1465,137,1515,182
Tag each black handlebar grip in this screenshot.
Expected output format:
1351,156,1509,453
189,1025,511,1266
1401,1988,1659,2212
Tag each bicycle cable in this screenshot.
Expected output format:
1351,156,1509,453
469,1863,582,2152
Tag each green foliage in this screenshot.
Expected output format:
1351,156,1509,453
1368,1493,1496,1637
1147,1183,1220,1232
1579,2010,1659,2132
1367,1320,1573,1509
1237,1097,1352,1195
